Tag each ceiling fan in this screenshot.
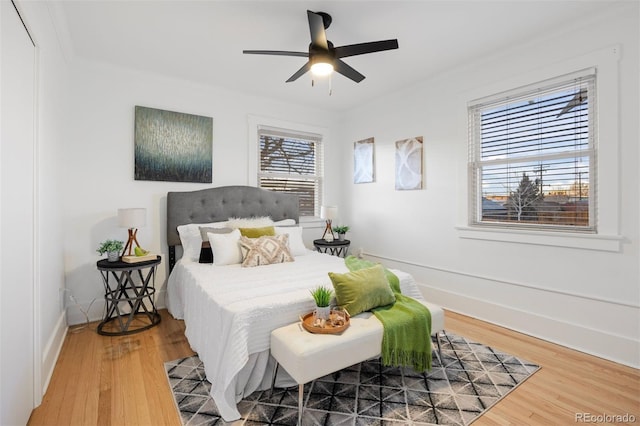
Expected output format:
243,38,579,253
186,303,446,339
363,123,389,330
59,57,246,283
243,10,399,84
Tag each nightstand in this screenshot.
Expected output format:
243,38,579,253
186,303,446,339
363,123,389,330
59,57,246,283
313,239,350,258
96,256,161,336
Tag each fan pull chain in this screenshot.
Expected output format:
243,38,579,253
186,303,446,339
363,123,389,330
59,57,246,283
310,75,333,96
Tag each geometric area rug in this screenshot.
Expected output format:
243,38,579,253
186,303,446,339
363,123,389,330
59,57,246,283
165,331,540,425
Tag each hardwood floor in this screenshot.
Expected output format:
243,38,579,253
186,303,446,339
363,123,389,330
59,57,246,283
28,309,639,425
28,310,194,426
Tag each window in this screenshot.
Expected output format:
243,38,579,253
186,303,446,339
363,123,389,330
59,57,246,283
468,69,596,232
257,125,323,217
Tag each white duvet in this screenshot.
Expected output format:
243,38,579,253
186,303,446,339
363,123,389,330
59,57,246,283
166,250,424,421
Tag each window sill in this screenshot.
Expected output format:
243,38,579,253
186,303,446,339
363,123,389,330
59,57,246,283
299,216,325,229
456,226,623,252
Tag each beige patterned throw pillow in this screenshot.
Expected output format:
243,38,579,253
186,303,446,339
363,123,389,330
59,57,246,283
239,234,294,267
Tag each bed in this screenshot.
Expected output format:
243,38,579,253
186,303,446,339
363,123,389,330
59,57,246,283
165,186,435,421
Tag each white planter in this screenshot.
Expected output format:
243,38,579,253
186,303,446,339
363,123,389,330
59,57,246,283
107,251,119,262
314,306,331,321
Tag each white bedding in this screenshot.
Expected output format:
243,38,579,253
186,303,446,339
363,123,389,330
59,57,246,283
166,250,424,421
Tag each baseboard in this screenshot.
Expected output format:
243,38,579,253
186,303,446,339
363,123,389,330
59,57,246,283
419,284,640,369
41,311,68,396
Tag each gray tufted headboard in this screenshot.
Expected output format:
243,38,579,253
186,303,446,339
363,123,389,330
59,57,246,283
166,185,299,270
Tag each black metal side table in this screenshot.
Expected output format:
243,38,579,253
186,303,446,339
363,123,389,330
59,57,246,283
96,256,162,336
313,239,351,258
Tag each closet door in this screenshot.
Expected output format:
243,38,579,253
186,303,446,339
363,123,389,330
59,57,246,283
1,0,36,424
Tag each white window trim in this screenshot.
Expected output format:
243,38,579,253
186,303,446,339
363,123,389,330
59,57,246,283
468,68,597,232
457,45,622,252
247,115,328,218
456,225,623,252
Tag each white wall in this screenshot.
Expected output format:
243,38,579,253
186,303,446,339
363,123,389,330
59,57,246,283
62,59,340,324
338,4,639,367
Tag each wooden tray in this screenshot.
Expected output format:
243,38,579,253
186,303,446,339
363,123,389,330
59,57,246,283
301,310,350,334
122,254,158,263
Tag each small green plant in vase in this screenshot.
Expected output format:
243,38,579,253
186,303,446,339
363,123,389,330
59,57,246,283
97,239,124,262
310,285,333,322
332,225,350,241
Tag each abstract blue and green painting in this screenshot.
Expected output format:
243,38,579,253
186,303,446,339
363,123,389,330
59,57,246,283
134,106,212,183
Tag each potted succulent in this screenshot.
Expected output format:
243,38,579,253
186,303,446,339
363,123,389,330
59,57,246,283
332,225,350,241
97,239,124,262
310,285,333,321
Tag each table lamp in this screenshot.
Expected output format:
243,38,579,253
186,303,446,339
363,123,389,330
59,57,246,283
118,208,146,256
320,206,338,241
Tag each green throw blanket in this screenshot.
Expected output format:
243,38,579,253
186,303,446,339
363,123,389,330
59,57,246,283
345,256,432,372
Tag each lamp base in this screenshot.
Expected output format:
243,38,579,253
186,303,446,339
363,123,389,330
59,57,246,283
321,220,335,241
123,228,142,256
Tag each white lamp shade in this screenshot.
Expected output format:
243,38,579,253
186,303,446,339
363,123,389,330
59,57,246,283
320,206,338,220
118,208,146,228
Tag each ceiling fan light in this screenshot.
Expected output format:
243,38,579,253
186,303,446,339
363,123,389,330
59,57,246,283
310,61,334,77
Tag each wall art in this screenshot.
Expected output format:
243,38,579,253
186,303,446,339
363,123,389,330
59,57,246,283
353,137,375,183
395,136,423,190
134,106,213,183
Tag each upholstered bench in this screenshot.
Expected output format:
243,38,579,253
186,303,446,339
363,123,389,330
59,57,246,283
270,300,445,424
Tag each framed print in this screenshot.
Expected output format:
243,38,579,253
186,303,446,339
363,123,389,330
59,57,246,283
353,137,375,183
134,106,213,183
395,136,423,190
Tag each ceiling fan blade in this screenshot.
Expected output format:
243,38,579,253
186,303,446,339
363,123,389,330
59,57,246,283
243,50,308,58
286,61,311,82
334,39,399,58
334,59,365,83
307,10,328,49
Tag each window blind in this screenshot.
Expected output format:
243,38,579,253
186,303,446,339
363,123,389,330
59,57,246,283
468,70,596,231
257,126,323,217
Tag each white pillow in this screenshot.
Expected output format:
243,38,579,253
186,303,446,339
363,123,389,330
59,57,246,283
273,218,296,227
227,216,273,229
275,226,308,256
177,221,229,261
208,229,242,265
